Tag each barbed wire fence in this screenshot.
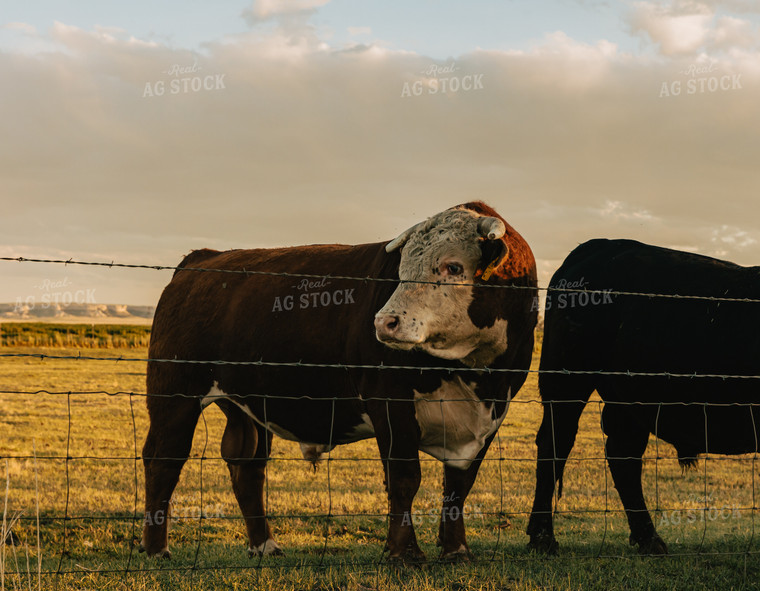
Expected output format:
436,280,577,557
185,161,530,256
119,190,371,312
1,255,759,584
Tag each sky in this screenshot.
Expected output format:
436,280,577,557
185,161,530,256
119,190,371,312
1,0,759,307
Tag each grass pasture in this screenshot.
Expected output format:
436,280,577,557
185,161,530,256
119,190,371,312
0,323,150,349
1,331,759,590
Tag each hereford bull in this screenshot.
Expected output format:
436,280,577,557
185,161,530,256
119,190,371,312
140,201,537,563
527,239,760,554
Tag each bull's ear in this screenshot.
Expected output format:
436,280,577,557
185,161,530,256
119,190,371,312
477,236,509,281
385,221,426,253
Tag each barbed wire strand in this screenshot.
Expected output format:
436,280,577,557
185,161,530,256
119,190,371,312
8,353,760,385
1,549,756,578
41,548,760,574
9,388,760,409
6,254,760,305
7,503,751,523
7,389,760,424
2,452,755,466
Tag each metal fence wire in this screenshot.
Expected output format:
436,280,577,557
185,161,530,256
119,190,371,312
1,255,759,581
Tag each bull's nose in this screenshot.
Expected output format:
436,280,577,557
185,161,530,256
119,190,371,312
374,314,400,339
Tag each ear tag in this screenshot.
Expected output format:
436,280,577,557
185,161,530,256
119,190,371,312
481,260,497,281
479,244,508,282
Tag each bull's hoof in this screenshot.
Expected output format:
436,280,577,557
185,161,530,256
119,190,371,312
140,547,171,560
632,534,668,556
528,533,559,555
387,547,426,568
439,546,474,563
248,538,284,558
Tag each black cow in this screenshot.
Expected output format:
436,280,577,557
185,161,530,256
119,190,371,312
527,238,760,554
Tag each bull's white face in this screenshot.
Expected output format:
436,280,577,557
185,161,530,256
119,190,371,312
374,208,509,366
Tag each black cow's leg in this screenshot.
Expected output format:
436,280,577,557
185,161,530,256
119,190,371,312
141,396,201,558
368,399,425,565
527,389,591,554
602,404,667,555
218,401,282,557
436,436,494,562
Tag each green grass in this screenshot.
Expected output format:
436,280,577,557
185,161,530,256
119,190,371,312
1,336,759,590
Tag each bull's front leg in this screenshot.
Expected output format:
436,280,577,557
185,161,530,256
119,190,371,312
368,399,425,565
437,436,494,562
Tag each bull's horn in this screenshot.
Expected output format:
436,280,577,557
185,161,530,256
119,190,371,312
385,220,426,253
477,217,506,241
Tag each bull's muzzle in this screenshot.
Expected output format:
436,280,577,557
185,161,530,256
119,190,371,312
374,314,400,341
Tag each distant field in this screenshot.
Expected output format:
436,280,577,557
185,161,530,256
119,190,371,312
0,322,150,348
0,317,153,326
1,334,759,590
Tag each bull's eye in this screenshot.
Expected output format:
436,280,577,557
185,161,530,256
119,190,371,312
445,263,463,276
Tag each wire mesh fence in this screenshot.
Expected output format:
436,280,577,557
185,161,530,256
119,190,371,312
1,255,760,587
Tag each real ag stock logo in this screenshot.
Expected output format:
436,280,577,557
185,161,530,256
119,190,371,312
659,60,742,98
142,60,227,98
531,278,614,312
401,61,484,98
271,277,356,313
14,276,96,313
657,493,743,527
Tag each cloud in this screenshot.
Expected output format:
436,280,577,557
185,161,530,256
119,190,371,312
711,15,758,50
0,17,758,304
598,200,658,223
50,20,160,50
711,225,758,249
242,0,332,25
2,22,37,35
630,1,714,55
629,1,760,55
699,0,760,12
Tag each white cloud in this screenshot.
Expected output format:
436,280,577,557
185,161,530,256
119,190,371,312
629,0,760,55
242,0,332,24
2,22,37,35
712,15,758,50
699,0,760,12
598,201,658,223
711,225,758,249
630,1,714,55
498,32,620,94
50,20,160,50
